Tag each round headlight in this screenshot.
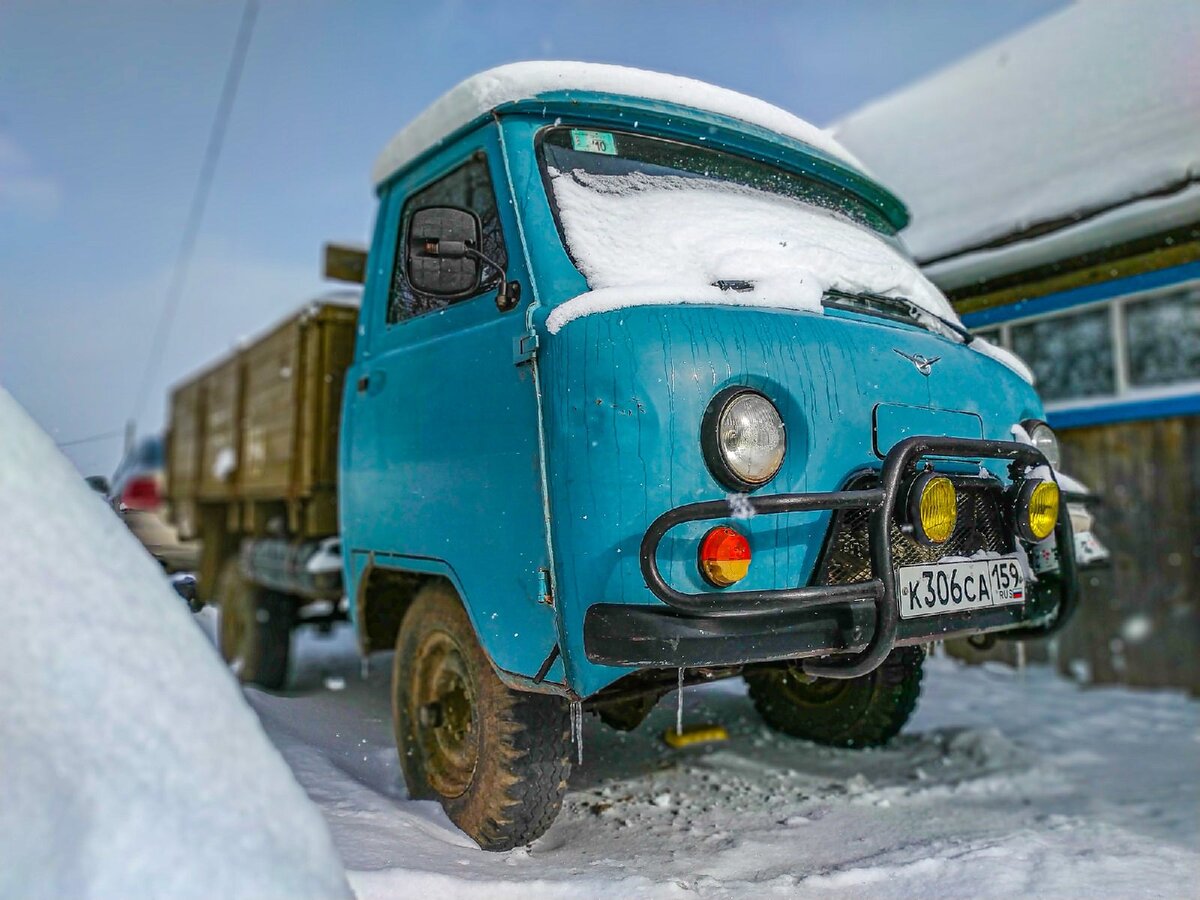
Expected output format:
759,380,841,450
702,388,786,491
1023,419,1061,469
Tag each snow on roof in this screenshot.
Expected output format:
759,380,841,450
373,61,863,185
832,0,1200,284
0,388,350,898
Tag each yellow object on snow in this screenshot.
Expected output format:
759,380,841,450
663,724,729,748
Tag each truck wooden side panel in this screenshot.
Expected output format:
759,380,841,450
241,320,302,498
198,357,242,500
165,301,358,554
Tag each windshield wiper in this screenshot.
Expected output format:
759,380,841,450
823,289,974,344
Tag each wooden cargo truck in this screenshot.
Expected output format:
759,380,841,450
165,298,358,680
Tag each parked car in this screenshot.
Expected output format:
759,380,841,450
110,435,200,575
165,63,1100,851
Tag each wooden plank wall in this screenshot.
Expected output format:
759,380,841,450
1055,415,1199,692
949,415,1199,694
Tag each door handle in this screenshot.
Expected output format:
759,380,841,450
356,370,385,396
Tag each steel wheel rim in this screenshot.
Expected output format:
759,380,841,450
779,666,852,707
411,630,479,798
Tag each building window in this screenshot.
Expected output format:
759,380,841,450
969,280,1199,409
1010,307,1115,402
973,325,1002,345
1124,287,1200,389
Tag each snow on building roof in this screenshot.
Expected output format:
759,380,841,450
832,0,1200,287
373,61,863,185
0,387,350,898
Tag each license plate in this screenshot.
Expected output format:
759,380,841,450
897,555,1025,619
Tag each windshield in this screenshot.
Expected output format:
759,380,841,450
539,126,897,241
536,126,959,330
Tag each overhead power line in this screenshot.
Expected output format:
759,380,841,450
130,0,259,424
56,429,125,449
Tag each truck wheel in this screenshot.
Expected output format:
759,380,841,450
745,646,925,749
392,581,571,851
216,559,294,690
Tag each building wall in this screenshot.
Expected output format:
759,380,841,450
945,255,1199,691
1057,416,1199,692
948,416,1198,694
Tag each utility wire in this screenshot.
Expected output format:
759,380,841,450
130,0,259,424
56,429,125,449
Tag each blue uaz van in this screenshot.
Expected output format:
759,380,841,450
323,63,1082,849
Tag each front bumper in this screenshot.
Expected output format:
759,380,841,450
584,436,1079,679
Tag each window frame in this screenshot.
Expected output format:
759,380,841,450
969,278,1200,414
386,150,508,326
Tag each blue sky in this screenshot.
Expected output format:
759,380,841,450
0,0,1064,475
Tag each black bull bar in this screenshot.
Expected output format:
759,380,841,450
634,436,1079,679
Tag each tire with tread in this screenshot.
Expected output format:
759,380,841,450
392,580,571,851
745,646,925,748
216,558,294,690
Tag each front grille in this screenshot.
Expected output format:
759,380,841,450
817,475,1014,586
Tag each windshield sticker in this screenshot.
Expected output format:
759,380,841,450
570,129,617,155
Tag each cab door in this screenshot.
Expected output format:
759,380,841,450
341,128,559,682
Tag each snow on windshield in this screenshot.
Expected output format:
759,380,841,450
0,388,349,899
544,168,956,331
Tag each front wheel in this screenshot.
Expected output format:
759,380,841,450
745,645,925,748
392,581,571,851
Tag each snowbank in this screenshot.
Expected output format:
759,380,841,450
373,61,862,185
832,0,1200,273
0,388,350,899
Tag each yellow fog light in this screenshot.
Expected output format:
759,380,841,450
909,473,957,545
1018,479,1060,542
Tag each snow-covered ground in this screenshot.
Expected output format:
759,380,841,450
206,614,1199,899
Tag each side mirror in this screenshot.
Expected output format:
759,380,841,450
86,475,110,495
406,207,482,297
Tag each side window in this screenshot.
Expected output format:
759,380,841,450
388,153,507,323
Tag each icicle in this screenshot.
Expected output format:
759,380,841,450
1016,640,1027,684
360,656,370,680
571,700,583,765
675,667,685,736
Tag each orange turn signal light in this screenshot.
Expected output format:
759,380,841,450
699,526,751,588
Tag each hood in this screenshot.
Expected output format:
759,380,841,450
539,302,1041,694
